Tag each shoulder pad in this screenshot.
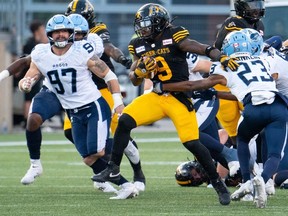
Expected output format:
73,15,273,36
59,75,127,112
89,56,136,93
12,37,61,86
171,26,189,43
90,23,108,34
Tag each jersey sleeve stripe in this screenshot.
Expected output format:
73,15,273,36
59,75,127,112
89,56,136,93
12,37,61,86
173,30,189,43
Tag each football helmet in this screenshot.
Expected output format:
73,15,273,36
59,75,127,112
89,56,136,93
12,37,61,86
46,14,74,48
175,161,208,187
134,3,170,40
68,14,89,38
234,0,265,23
241,28,263,56
222,31,253,57
65,0,95,27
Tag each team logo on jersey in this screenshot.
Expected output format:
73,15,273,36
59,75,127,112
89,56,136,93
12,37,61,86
163,39,172,46
135,46,146,53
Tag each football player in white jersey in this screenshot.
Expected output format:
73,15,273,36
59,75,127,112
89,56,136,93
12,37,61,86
18,14,138,200
0,14,144,194
153,30,288,208
248,31,288,189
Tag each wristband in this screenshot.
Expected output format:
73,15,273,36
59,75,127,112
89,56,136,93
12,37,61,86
112,93,123,109
0,70,10,82
205,46,217,57
103,70,117,83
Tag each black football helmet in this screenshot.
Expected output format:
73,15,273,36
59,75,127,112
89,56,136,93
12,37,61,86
134,3,170,40
65,0,95,27
234,0,265,23
175,161,208,187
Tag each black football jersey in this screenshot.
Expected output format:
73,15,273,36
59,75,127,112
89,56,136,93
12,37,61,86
89,22,115,89
128,25,190,84
214,16,265,50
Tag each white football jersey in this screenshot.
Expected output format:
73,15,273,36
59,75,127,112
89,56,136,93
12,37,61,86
31,41,101,109
210,55,278,102
87,33,104,58
262,47,288,97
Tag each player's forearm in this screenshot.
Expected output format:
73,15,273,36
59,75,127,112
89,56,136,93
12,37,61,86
162,80,212,92
0,56,31,82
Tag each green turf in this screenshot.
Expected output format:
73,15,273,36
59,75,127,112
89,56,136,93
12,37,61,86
0,131,287,215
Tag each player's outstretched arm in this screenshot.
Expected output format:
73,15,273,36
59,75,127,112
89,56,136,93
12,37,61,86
0,55,31,82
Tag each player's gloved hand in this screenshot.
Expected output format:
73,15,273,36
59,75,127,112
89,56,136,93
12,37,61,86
134,56,157,79
191,89,217,100
152,81,163,94
219,54,239,71
118,55,132,69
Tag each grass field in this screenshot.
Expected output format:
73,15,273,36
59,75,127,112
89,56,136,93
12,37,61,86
0,130,287,216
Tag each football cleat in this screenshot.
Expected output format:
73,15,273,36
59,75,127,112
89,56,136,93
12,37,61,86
240,193,254,202
109,182,139,200
93,181,118,193
21,161,43,185
133,169,146,191
231,180,253,201
91,161,120,183
134,181,145,192
265,178,275,195
211,178,231,205
253,175,267,208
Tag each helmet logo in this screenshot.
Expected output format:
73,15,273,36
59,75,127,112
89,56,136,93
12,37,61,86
149,5,160,16
135,12,142,20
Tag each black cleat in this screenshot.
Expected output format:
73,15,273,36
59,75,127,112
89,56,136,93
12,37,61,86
91,161,121,183
211,178,231,205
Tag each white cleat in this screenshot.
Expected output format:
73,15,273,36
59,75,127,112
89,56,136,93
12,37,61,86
134,181,145,192
231,180,253,201
21,161,43,185
228,161,240,177
240,193,254,201
109,182,139,200
253,175,267,208
265,178,275,196
93,181,118,193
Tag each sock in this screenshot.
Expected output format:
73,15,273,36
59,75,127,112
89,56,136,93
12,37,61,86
90,158,107,174
262,155,281,183
124,138,141,172
183,140,219,181
26,128,42,159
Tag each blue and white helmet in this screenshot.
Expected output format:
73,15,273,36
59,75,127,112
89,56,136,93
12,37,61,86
46,14,74,48
240,28,264,56
222,31,253,57
68,14,89,37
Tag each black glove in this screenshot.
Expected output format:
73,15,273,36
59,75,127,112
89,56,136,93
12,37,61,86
118,56,132,69
191,89,217,100
219,54,239,71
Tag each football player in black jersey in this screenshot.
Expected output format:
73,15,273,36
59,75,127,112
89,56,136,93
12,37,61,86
65,0,146,191
213,0,265,147
92,3,240,205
